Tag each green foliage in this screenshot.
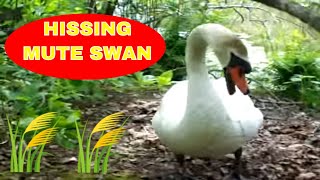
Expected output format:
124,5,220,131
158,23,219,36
268,31,320,108
152,28,187,80
145,0,233,80
0,0,86,39
0,53,104,148
0,0,175,150
106,70,173,92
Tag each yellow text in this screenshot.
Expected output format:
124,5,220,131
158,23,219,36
23,46,83,60
90,46,151,60
43,21,131,36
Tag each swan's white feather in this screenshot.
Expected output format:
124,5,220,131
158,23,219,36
152,77,263,158
152,23,263,159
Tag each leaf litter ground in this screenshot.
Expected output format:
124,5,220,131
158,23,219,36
0,91,320,180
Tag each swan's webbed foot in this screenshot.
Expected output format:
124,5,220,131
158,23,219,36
223,147,251,180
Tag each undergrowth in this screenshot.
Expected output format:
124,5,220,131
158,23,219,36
253,30,320,109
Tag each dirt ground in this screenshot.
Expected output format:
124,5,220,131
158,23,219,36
0,91,320,180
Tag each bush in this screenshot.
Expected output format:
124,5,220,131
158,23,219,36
269,31,320,108
145,4,233,80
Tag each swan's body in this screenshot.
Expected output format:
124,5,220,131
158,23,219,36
152,24,263,159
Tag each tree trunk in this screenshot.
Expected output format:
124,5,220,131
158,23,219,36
88,0,97,13
252,0,320,32
104,0,119,15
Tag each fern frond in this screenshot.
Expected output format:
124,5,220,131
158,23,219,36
26,128,58,149
91,112,124,135
93,127,125,149
24,112,56,134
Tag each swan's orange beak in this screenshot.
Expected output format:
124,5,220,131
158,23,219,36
227,66,249,95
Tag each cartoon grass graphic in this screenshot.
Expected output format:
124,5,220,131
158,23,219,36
7,112,58,172
75,112,127,174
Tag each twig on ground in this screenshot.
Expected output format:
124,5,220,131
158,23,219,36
0,139,8,145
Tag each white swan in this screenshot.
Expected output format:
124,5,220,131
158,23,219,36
152,23,264,179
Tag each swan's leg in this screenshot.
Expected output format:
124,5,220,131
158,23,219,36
233,147,243,179
223,147,250,180
174,154,194,179
175,154,185,167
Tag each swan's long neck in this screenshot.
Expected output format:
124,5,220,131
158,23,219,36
185,30,216,109
180,24,251,126
185,31,210,82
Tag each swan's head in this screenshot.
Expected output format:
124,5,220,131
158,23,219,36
187,23,252,95
222,39,252,95
202,24,252,95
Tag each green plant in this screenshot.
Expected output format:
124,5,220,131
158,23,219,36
0,53,104,149
7,112,58,172
75,112,127,174
105,70,174,92
269,31,320,108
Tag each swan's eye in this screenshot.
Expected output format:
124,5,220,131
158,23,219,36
229,52,252,74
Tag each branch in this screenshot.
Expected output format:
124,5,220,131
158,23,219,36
207,3,312,32
232,8,245,23
104,0,119,15
207,4,265,12
252,0,320,32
